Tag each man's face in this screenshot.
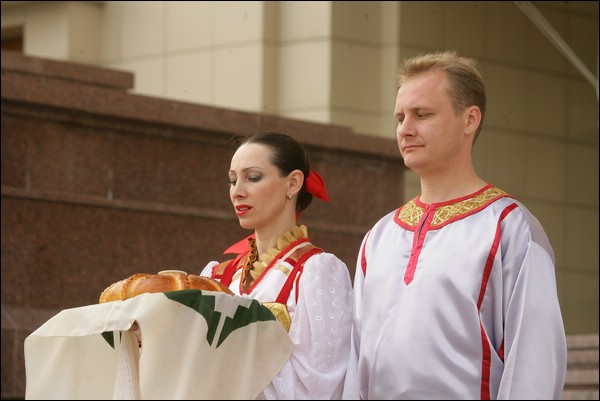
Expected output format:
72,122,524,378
394,70,470,176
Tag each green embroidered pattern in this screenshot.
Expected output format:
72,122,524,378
165,290,276,347
101,290,276,349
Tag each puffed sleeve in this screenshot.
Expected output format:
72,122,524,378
199,261,218,278
260,252,354,400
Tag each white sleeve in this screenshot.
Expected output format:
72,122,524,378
497,204,567,399
342,232,369,400
497,242,567,399
199,261,218,277
261,252,354,400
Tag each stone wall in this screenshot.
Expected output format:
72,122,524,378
0,50,405,399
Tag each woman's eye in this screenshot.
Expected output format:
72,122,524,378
249,175,262,182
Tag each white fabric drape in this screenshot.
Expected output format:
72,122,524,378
25,291,294,400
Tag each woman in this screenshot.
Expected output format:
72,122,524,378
200,132,353,399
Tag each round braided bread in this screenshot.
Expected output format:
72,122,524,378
99,270,233,303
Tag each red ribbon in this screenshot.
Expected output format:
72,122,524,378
305,170,329,202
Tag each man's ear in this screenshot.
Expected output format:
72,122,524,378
465,105,481,137
287,169,304,197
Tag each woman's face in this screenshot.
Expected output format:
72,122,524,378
228,143,291,231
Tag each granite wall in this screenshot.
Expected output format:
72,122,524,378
0,50,405,399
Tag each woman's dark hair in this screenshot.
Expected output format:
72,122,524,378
237,132,313,213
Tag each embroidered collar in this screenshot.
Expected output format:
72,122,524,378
242,225,308,289
395,185,510,229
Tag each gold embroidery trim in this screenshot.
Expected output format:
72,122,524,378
398,187,508,228
275,264,292,275
262,301,292,332
242,225,308,289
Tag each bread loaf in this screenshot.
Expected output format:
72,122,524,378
99,270,233,303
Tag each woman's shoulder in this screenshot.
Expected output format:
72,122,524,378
300,250,353,291
303,249,349,271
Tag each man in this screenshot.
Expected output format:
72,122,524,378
342,50,567,399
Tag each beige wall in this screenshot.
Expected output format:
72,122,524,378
2,0,598,334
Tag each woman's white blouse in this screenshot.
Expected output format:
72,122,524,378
201,251,354,400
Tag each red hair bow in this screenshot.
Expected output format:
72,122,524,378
306,170,329,202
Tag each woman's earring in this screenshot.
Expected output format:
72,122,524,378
287,193,292,200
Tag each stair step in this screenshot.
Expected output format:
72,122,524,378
568,349,599,368
567,334,599,350
561,388,600,400
562,334,598,400
564,368,599,386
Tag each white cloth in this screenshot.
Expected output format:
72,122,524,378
342,186,567,400
25,290,294,400
202,246,354,399
113,330,141,399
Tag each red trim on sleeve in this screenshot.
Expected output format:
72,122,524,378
478,202,518,399
361,230,372,276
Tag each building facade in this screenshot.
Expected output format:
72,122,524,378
2,0,598,337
